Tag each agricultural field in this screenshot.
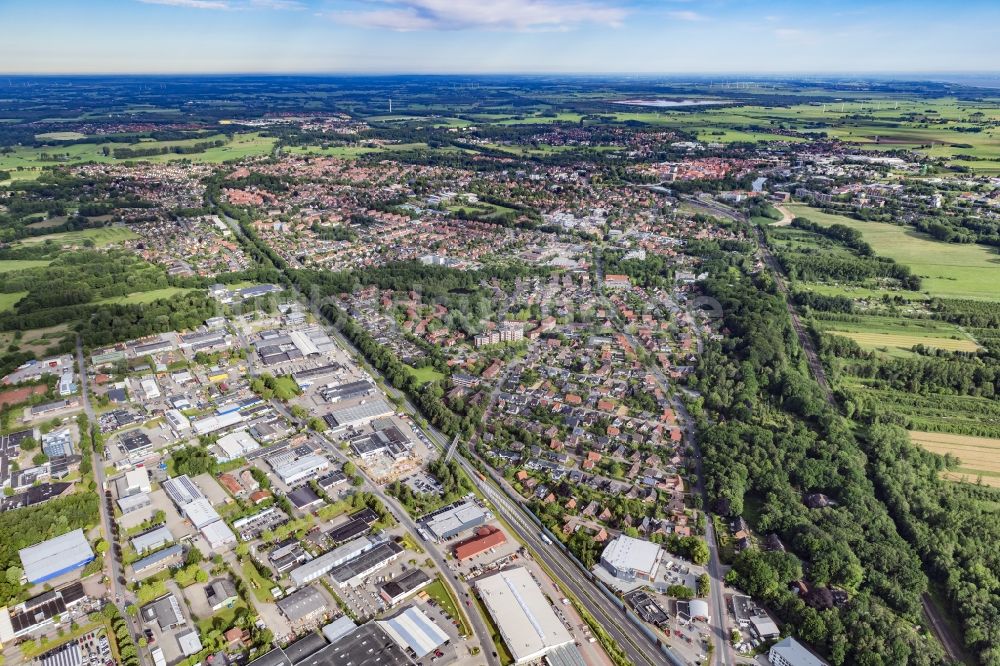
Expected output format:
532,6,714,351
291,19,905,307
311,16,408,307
16,226,138,247
0,292,27,313
0,259,52,273
909,431,1000,487
785,203,1000,300
815,314,981,355
96,287,193,305
284,142,468,158
0,132,275,182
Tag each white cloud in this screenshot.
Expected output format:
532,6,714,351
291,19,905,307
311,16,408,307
138,0,231,9
249,0,305,9
667,10,705,21
332,0,627,32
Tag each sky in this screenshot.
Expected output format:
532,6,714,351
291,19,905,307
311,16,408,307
2,0,999,74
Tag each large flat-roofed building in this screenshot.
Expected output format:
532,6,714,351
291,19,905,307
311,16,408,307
329,541,404,588
132,545,184,578
308,624,414,666
599,535,662,582
769,637,829,666
162,474,205,506
276,585,327,625
183,497,222,529
118,492,152,515
201,520,237,550
475,567,574,665
131,526,174,554
289,536,377,587
380,569,432,606
141,594,185,630
421,500,488,541
215,430,260,462
377,606,449,659
8,582,85,638
322,398,395,430
18,529,95,584
267,451,329,486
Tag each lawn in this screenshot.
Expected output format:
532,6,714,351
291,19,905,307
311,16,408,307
17,226,138,247
424,576,470,637
404,364,445,384
786,203,1000,301
96,287,193,305
816,315,981,354
0,259,52,273
0,291,27,312
909,431,1000,487
241,561,275,602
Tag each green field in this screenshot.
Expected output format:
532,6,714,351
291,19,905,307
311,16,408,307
17,226,138,247
34,131,88,141
0,259,52,273
96,287,193,305
0,132,275,182
0,292,27,312
828,330,980,355
816,314,980,355
786,203,1000,301
405,364,445,384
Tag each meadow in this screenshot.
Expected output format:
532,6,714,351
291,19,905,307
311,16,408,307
0,259,52,273
96,287,193,305
909,431,1000,487
785,203,1000,301
16,226,138,247
0,132,275,182
815,314,981,355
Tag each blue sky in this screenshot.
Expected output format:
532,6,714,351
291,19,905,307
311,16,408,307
2,0,999,74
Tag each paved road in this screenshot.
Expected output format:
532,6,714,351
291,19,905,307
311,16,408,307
76,336,148,666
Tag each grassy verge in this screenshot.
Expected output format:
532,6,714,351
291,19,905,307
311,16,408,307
424,576,470,637
241,561,275,602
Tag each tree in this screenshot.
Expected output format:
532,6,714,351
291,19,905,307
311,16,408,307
5,567,22,585
697,573,711,597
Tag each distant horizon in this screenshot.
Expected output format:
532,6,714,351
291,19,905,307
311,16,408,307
3,1,999,76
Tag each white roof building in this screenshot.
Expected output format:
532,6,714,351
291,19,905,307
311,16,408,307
201,521,237,550
131,526,175,554
599,535,662,581
377,606,449,658
770,637,829,666
215,430,260,461
475,567,574,664
125,468,152,494
182,498,221,529
269,452,329,486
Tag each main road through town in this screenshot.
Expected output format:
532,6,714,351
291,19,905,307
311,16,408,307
77,335,149,666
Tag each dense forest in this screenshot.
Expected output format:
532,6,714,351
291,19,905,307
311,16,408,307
688,258,947,664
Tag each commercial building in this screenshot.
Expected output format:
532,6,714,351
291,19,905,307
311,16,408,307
141,594,185,630
183,498,222,529
215,430,260,461
18,529,95,584
769,637,829,666
421,500,488,541
289,536,377,587
308,624,413,666
475,567,574,664
267,451,329,486
164,409,191,436
322,398,395,431
177,628,203,656
118,492,152,515
276,586,327,625
454,526,507,561
132,545,184,579
191,411,244,436
131,526,175,554
329,541,404,588
7,582,85,638
321,616,357,644
116,468,152,496
377,606,449,659
348,426,412,462
201,520,237,550
380,569,432,606
599,535,662,582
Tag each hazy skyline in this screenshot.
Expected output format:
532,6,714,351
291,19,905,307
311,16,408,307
3,0,1000,75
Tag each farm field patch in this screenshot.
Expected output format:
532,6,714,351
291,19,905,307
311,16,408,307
785,203,1000,301
909,431,1000,487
